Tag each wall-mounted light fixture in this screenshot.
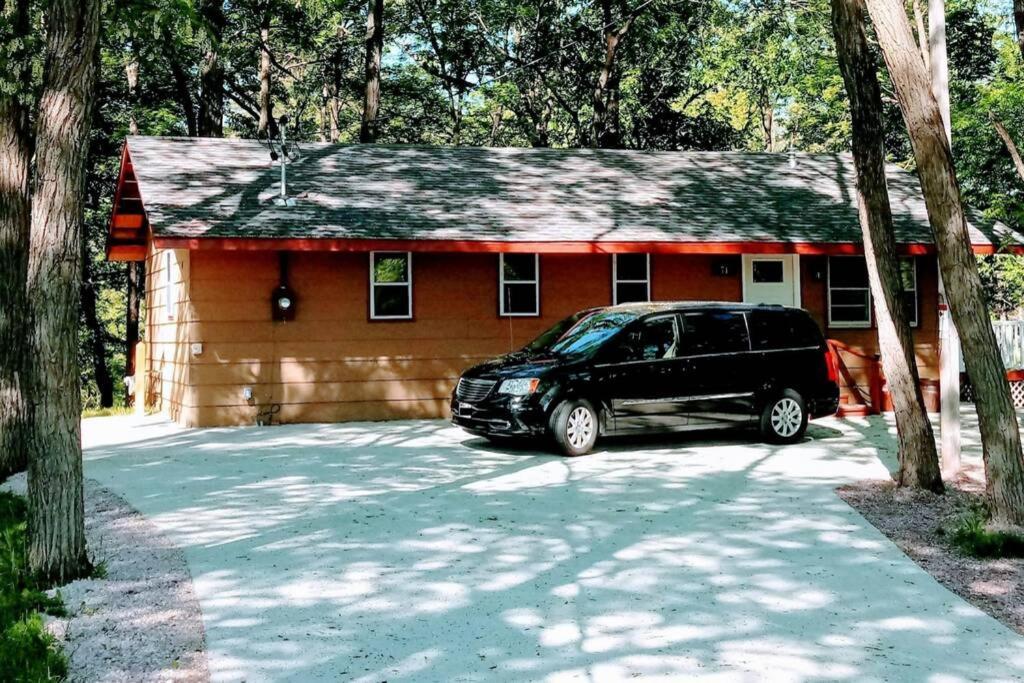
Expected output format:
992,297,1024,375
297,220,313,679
271,252,297,321
712,256,739,277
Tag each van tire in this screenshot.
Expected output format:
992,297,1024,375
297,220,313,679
759,389,808,444
550,399,599,456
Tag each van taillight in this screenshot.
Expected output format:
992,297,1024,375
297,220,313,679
824,348,838,383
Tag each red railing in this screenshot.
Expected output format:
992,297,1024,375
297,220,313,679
827,339,884,415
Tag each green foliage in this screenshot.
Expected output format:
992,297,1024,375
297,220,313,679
0,493,67,681
948,500,1024,558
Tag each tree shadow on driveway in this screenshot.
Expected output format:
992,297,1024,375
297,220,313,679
81,415,1024,682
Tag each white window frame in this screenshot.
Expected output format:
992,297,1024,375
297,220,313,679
369,251,413,320
827,256,872,328
612,253,651,304
164,251,175,321
499,253,540,317
902,258,919,328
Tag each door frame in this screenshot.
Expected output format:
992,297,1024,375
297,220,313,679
741,254,801,308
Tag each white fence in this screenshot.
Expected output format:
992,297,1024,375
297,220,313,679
963,320,1024,372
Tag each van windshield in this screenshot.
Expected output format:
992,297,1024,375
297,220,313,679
524,310,639,357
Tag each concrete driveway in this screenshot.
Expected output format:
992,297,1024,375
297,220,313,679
82,412,1024,682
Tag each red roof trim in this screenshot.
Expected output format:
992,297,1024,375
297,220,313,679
151,236,950,256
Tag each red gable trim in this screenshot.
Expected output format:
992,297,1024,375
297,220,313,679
152,236,948,256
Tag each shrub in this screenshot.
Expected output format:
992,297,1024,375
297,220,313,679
0,492,67,681
949,501,1024,559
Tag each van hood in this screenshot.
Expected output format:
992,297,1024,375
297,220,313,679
463,350,569,380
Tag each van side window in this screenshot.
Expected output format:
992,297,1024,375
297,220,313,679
607,316,679,362
749,310,822,350
680,311,749,355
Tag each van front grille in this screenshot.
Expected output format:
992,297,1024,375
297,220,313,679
457,378,496,403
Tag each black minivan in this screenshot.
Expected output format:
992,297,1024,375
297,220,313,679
451,302,840,456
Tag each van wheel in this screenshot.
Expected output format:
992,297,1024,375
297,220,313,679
550,399,599,456
760,389,808,444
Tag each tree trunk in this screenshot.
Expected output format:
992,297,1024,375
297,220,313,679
1014,0,1024,62
360,0,384,143
866,0,1024,527
80,256,114,408
912,0,930,71
258,14,272,135
162,35,198,137
198,0,224,137
593,0,625,149
992,115,1024,183
832,0,943,492
0,0,33,481
26,0,100,582
125,43,140,136
125,261,143,393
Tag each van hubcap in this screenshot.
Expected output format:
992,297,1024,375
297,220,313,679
770,398,802,437
566,407,594,449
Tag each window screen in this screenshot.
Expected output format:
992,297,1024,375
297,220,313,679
613,254,650,304
370,252,412,319
828,256,871,327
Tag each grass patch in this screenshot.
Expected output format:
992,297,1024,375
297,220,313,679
948,502,1024,559
81,406,132,419
0,492,67,681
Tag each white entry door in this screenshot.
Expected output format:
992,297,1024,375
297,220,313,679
742,255,800,307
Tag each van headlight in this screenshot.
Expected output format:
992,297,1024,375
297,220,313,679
498,378,540,395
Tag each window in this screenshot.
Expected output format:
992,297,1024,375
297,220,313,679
613,254,651,304
370,251,412,320
500,254,539,316
164,251,175,321
749,310,823,350
828,256,871,327
680,311,750,355
901,258,918,327
752,260,784,283
609,315,679,363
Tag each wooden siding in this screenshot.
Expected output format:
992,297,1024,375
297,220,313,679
145,249,941,426
144,244,195,423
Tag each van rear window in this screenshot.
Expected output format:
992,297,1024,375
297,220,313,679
749,310,823,350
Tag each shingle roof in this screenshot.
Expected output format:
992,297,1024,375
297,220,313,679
124,135,1021,247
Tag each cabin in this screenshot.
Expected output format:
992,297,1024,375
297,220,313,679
106,136,1023,427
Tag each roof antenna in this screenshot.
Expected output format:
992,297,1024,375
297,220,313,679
269,114,300,207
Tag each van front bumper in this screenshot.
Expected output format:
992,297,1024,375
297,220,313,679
450,396,547,437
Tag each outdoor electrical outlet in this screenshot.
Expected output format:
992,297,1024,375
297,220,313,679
191,342,203,356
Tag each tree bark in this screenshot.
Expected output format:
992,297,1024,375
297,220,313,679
125,42,140,136
125,260,143,396
162,35,198,137
593,0,633,149
360,0,384,143
198,0,225,137
832,0,943,492
1014,0,1024,62
992,115,1024,183
866,0,1024,527
912,0,930,71
26,0,100,582
0,0,33,481
258,13,272,135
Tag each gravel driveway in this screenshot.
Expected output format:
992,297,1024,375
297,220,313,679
82,412,1024,682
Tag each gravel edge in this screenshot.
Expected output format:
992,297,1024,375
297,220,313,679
837,478,1024,635
2,473,208,682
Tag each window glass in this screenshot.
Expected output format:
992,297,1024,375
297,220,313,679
635,317,678,360
749,310,823,350
752,260,784,283
373,253,409,283
500,254,539,316
370,252,411,319
502,254,537,281
828,256,871,326
901,258,918,326
680,311,750,355
613,254,650,304
547,310,639,357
